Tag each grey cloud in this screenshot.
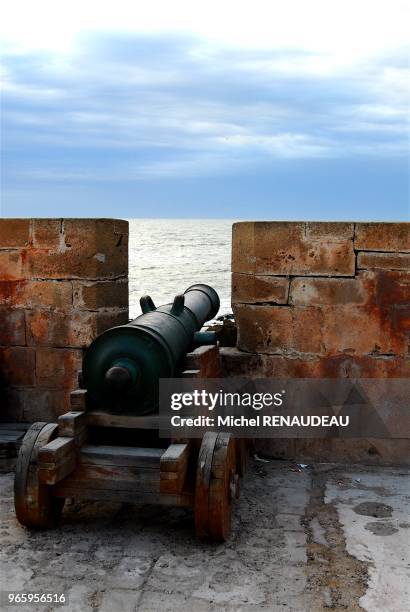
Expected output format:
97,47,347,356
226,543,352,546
1,33,408,183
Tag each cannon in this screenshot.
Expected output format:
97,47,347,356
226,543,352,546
14,283,249,541
83,283,220,414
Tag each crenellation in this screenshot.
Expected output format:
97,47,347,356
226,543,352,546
0,218,129,418
230,220,410,464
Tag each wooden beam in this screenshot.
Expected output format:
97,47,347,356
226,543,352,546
160,443,190,494
38,455,77,485
184,345,221,377
38,436,78,485
79,445,164,468
160,444,189,472
52,483,193,507
70,389,87,411
38,436,76,463
58,411,87,438
54,463,161,493
86,411,160,430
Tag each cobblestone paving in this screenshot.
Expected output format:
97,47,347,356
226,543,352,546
1,460,408,611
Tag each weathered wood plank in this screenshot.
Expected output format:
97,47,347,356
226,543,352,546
38,454,77,485
38,437,76,463
76,462,160,480
159,443,190,494
184,345,221,377
160,477,186,495
61,477,159,492
79,445,164,468
86,411,160,429
52,484,193,507
0,432,25,439
160,444,189,472
159,471,180,481
58,412,87,437
0,422,30,431
37,436,78,485
0,429,27,436
70,389,87,411
56,463,160,492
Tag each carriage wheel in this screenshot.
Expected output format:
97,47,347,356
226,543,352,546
14,422,65,528
195,432,237,541
235,438,249,478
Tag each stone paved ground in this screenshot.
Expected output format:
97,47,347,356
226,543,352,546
0,460,409,612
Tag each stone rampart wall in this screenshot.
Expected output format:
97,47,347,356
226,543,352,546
0,219,128,421
224,221,410,463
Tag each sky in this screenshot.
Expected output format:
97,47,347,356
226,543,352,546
0,0,409,219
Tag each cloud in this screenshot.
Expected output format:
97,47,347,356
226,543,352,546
1,31,409,190
1,0,409,59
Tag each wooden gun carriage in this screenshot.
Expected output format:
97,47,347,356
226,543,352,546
14,285,249,541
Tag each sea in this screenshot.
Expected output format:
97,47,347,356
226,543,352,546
128,219,235,320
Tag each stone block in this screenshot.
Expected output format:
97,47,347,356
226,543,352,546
357,252,410,271
25,248,127,280
312,354,410,378
22,388,70,420
63,218,128,256
32,219,62,248
221,348,410,378
369,270,409,306
305,222,354,241
0,308,26,345
23,218,128,280
232,222,355,276
114,219,129,235
0,387,25,421
26,309,129,348
35,347,82,388
321,305,406,356
232,273,289,304
289,277,366,306
234,304,324,355
0,251,25,281
355,222,410,252
0,219,30,248
0,280,73,311
220,347,263,376
73,279,128,310
0,347,35,385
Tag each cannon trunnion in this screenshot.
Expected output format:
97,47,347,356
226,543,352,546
14,284,249,541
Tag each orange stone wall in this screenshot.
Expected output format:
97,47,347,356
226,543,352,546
224,221,410,464
0,219,128,421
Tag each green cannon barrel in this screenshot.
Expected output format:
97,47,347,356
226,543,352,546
82,284,220,414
